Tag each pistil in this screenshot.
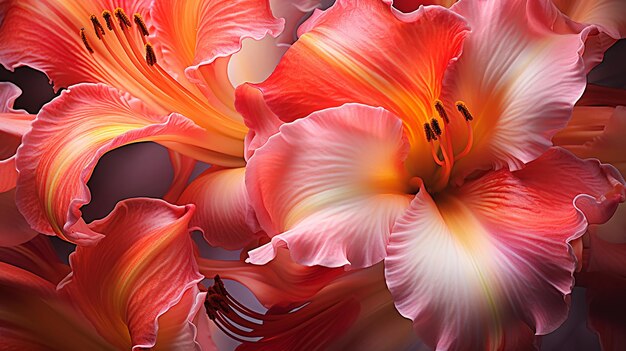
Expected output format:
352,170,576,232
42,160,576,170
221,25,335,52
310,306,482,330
424,100,476,191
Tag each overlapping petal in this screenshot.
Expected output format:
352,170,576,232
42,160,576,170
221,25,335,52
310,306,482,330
178,167,263,250
0,82,32,192
58,198,208,350
246,0,468,178
554,106,626,176
15,83,231,244
0,262,115,350
0,234,68,283
442,0,592,177
246,104,411,268
0,82,37,247
385,148,625,350
550,0,626,39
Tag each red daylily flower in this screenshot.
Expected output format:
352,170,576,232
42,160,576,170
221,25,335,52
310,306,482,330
234,0,625,348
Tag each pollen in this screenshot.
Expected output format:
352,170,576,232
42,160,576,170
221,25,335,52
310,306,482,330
434,100,449,124
80,28,94,53
424,122,435,142
456,101,474,121
430,118,442,137
114,8,132,29
102,10,114,30
90,15,106,39
145,43,157,66
133,13,150,36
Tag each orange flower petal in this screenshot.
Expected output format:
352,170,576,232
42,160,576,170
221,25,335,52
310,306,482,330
15,83,234,244
58,198,208,350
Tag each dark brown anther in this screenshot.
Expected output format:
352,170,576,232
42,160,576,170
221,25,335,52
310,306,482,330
213,275,228,296
145,43,157,66
133,13,150,36
424,123,434,142
430,118,442,136
456,102,474,121
102,10,114,30
90,15,106,39
114,8,132,29
434,100,449,124
80,28,94,53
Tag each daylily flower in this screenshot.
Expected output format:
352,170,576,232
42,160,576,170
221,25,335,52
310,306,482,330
235,0,626,348
0,0,334,245
0,198,212,350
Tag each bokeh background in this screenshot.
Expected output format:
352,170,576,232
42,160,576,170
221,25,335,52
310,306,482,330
1,21,624,351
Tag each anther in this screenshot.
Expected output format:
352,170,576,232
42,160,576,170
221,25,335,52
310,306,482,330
424,123,434,142
90,15,106,39
456,102,474,121
430,118,442,137
133,14,150,36
80,28,94,53
145,43,157,66
102,10,114,31
114,8,132,29
434,100,449,124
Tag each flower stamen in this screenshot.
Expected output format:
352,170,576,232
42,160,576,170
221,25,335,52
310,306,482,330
133,14,150,36
145,43,157,66
114,8,132,29
90,15,106,40
80,28,94,53
102,10,114,31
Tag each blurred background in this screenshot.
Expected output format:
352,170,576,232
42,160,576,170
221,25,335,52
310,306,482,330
0,14,624,351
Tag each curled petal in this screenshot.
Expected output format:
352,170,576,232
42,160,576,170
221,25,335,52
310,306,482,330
385,148,624,350
442,0,593,177
58,198,205,350
151,0,284,113
235,84,283,159
246,104,411,268
178,167,263,250
16,83,229,244
551,0,626,39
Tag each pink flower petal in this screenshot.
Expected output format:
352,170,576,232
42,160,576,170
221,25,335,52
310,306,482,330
178,167,263,250
246,103,411,268
385,148,625,350
441,0,593,177
58,198,206,350
15,83,221,245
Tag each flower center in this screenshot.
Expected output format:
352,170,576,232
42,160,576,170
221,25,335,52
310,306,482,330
77,8,240,134
421,100,475,193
